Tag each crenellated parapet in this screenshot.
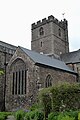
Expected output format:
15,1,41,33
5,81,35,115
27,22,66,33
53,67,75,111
32,15,68,30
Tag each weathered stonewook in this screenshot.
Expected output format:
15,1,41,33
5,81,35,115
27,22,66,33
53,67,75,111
31,15,69,56
0,15,79,111
5,47,77,111
0,41,16,111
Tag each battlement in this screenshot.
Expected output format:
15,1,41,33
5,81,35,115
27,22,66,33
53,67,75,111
32,15,68,30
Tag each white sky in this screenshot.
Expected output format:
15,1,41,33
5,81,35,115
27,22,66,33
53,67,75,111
0,0,80,52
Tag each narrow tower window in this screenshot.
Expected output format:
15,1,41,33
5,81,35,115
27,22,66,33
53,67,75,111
39,27,44,35
41,41,43,47
58,28,61,37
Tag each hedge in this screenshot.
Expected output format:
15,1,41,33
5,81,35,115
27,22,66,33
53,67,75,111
24,109,44,120
38,82,80,117
0,112,12,120
48,111,80,120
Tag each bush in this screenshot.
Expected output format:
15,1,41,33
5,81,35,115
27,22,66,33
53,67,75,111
15,110,25,120
30,103,43,111
0,115,6,120
57,113,75,120
35,109,44,120
65,110,78,120
59,115,75,120
25,109,44,120
25,110,35,120
48,111,79,120
39,82,80,117
0,112,12,120
78,113,80,120
48,112,59,120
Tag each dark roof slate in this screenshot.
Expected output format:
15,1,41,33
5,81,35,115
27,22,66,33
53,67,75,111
20,46,76,74
61,49,80,64
0,40,17,50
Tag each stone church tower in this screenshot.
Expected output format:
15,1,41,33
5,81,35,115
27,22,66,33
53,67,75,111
31,15,69,57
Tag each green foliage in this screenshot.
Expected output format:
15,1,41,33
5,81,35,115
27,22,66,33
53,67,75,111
78,113,80,120
38,87,52,118
65,110,78,120
39,82,80,118
0,115,6,120
0,112,12,120
25,109,44,120
15,110,25,120
57,113,75,120
25,112,30,120
48,111,80,120
48,112,59,120
35,109,44,120
59,115,75,120
30,103,43,111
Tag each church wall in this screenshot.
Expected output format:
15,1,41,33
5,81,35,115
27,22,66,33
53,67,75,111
0,75,4,111
67,63,80,82
76,63,80,81
5,48,38,111
38,66,77,87
0,49,14,111
5,47,77,111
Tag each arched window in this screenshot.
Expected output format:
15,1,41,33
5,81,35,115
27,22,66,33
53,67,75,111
41,41,43,47
10,58,27,95
39,27,44,36
58,28,61,37
45,74,52,88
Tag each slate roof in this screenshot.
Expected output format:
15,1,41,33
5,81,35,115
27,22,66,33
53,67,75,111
20,46,76,74
0,41,17,50
61,49,80,64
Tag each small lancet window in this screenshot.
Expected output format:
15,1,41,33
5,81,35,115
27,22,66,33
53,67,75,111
39,27,44,36
45,74,52,88
58,28,61,37
41,41,43,47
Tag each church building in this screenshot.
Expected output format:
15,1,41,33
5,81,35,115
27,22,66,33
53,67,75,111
0,15,79,111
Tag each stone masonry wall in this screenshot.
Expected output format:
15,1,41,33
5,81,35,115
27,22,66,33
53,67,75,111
5,47,77,111
31,15,69,56
38,65,77,88
0,75,4,111
5,48,37,111
0,51,14,111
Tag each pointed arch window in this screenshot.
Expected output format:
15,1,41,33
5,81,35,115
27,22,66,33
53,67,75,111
11,58,27,95
45,74,52,88
12,70,27,95
39,27,44,36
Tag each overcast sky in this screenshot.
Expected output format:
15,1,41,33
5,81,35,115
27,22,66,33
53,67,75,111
0,0,80,52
